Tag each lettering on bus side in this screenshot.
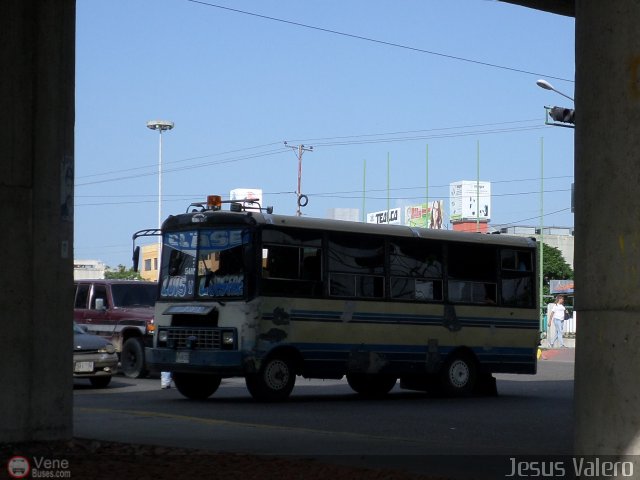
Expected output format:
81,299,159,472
198,275,244,297
161,276,195,298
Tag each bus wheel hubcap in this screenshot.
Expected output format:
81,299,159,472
265,360,289,390
449,360,469,388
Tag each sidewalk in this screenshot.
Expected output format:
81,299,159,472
543,337,575,349
539,336,575,361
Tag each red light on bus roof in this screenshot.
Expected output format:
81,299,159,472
207,195,222,208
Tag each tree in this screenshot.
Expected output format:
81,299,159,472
542,243,573,298
105,265,143,280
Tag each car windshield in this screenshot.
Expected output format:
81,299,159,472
73,323,85,334
111,284,157,307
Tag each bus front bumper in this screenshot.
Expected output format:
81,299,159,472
145,347,254,376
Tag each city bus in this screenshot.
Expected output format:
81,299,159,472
134,195,539,402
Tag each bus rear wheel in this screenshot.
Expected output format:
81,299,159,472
439,353,477,397
245,356,296,402
346,373,397,397
173,373,221,400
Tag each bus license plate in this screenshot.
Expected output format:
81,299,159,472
74,361,94,373
176,351,190,364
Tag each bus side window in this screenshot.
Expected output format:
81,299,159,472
261,244,322,297
302,249,321,281
501,249,534,307
265,245,299,279
328,233,384,299
389,239,443,302
447,244,498,305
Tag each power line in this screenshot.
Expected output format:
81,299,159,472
288,119,543,144
76,120,544,182
311,188,571,201
75,187,572,207
74,175,574,205
75,148,289,187
75,122,556,188
292,176,574,198
491,207,572,228
185,0,573,83
310,125,549,147
76,141,283,180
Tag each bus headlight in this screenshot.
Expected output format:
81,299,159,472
222,331,235,346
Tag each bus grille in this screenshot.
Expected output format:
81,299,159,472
167,328,222,350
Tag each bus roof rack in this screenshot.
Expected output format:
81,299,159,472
186,196,273,214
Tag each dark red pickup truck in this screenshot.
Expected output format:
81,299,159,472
73,280,157,378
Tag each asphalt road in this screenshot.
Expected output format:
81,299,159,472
74,350,574,478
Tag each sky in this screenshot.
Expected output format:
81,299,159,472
74,0,575,268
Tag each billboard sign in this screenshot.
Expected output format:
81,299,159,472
404,200,444,229
550,279,574,295
449,181,491,222
366,208,401,225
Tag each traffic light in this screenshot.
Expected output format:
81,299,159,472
548,106,575,124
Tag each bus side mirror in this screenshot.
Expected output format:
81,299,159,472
132,246,140,272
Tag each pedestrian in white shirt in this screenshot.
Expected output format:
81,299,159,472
548,295,567,348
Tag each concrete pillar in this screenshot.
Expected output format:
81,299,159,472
0,1,75,441
574,0,640,459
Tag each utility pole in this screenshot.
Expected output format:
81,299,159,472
284,142,313,216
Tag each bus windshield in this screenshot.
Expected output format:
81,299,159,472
159,228,250,300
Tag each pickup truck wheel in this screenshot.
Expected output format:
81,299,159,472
89,376,111,388
121,337,148,379
173,373,221,400
245,356,296,402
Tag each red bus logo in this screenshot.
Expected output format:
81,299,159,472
7,456,30,479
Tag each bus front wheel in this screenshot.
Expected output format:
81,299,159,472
346,373,397,397
439,353,477,397
245,356,296,402
173,373,221,400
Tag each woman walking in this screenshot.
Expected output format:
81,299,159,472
548,295,567,348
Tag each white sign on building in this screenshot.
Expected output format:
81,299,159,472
230,188,263,208
366,208,401,225
327,208,360,222
73,260,106,280
449,181,491,222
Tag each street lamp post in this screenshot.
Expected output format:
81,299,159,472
536,79,574,102
146,120,174,242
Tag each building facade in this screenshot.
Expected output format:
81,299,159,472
139,243,160,281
